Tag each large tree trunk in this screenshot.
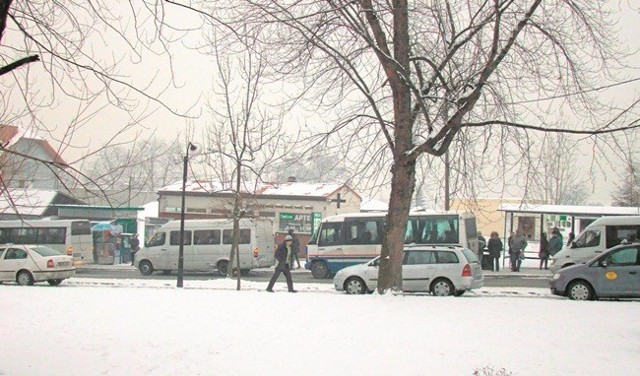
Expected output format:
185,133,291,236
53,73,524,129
376,0,416,294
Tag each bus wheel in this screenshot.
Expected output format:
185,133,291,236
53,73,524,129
17,271,34,286
218,260,229,276
311,261,330,279
47,279,63,286
139,260,154,276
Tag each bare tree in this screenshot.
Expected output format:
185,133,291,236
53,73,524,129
204,1,640,293
612,161,640,207
199,30,290,289
1,1,199,204
528,133,591,205
79,136,183,205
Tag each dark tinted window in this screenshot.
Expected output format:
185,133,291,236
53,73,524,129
194,230,221,245
9,228,37,244
404,251,436,265
170,231,192,246
37,228,66,244
222,229,251,244
71,221,92,235
436,251,459,264
318,223,343,246
605,226,640,248
147,232,166,247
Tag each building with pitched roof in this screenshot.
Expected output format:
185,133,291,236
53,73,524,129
0,125,67,190
156,177,362,247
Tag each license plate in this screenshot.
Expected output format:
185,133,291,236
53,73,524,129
58,262,70,266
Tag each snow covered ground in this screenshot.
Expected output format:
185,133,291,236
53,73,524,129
1,277,638,376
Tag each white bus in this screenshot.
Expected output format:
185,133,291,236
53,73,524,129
135,218,275,275
0,219,93,264
305,211,480,278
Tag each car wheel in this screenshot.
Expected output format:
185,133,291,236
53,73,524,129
139,260,154,276
218,260,229,276
311,261,330,279
47,279,63,286
344,277,367,294
454,290,465,297
431,278,454,296
17,271,34,286
567,280,594,300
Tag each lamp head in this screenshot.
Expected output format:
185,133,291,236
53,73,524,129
188,142,202,157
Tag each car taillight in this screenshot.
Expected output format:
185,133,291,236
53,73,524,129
67,246,73,256
462,264,472,277
252,248,259,258
47,259,55,268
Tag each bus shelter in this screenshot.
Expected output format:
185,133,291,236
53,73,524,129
497,204,640,268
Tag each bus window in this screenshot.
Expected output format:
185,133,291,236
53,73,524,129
37,228,66,244
574,230,600,248
0,228,9,243
71,221,92,235
9,228,37,244
170,231,192,246
147,232,166,247
194,230,221,245
318,223,343,246
346,219,380,244
222,229,252,244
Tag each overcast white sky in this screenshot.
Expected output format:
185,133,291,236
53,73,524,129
4,2,639,205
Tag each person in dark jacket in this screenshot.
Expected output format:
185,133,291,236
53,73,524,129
486,231,503,272
538,232,549,270
266,235,297,293
130,233,140,266
287,229,301,269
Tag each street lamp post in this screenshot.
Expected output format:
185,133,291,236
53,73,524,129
177,142,198,288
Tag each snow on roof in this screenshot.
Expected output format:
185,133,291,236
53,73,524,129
0,125,66,165
498,203,640,216
360,197,388,212
159,180,352,199
0,189,58,216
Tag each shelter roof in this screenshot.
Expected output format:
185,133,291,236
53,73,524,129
498,203,640,217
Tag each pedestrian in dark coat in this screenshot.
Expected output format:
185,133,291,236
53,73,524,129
538,232,549,270
486,231,503,272
266,235,297,293
287,229,301,269
130,233,140,266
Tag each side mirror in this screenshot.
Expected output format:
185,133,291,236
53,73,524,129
599,260,608,268
570,241,576,249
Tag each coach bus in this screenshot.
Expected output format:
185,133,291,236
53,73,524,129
0,219,93,264
305,211,479,278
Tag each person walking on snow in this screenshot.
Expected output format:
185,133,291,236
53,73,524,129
266,235,297,293
486,231,503,272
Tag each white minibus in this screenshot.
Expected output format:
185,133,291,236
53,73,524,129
305,211,479,278
135,218,274,275
550,216,640,272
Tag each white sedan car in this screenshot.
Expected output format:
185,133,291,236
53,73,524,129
334,245,484,296
0,244,75,286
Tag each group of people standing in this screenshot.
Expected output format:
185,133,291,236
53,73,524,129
482,228,574,272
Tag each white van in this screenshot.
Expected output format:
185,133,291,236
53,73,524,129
135,218,274,275
550,216,640,272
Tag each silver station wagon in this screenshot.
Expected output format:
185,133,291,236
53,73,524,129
333,245,484,296
550,243,640,300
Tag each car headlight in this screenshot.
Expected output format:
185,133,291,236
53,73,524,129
552,273,561,280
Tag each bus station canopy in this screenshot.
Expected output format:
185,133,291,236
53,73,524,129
498,203,640,217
